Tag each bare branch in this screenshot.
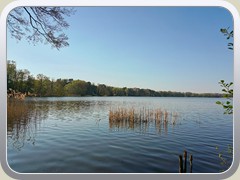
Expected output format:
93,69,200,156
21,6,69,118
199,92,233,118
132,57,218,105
7,6,74,49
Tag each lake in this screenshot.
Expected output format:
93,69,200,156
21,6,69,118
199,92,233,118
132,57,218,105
7,97,233,173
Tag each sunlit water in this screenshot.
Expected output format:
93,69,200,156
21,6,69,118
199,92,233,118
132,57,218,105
7,97,233,173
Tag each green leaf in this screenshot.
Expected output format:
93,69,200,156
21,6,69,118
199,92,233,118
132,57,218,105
216,101,222,105
220,29,227,33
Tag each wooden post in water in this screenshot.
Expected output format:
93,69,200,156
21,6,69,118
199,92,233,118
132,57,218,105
179,155,183,173
189,154,193,173
183,150,187,173
179,150,193,173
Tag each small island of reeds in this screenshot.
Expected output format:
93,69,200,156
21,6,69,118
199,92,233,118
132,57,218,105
109,107,179,130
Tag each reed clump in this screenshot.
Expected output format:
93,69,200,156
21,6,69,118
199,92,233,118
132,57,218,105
7,99,30,123
7,89,26,100
109,107,179,127
7,99,45,150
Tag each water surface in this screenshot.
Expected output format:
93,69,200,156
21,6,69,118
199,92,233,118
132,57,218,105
7,97,233,173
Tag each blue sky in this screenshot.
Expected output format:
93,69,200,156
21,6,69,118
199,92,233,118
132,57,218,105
7,7,233,93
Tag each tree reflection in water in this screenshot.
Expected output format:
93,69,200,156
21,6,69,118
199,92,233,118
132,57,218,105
7,99,49,150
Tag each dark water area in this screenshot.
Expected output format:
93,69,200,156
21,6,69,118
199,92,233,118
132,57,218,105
7,97,233,173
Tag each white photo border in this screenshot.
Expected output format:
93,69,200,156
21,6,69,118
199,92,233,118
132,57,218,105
0,0,239,179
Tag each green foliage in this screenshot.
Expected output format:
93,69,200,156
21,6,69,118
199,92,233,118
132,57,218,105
220,27,233,50
215,27,233,173
64,80,88,96
217,27,233,114
7,60,227,98
7,60,17,90
216,80,233,114
52,79,66,96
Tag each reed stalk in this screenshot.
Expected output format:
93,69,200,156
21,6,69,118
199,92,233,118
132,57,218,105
109,107,179,128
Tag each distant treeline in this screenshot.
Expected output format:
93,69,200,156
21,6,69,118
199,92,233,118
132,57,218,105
7,60,224,98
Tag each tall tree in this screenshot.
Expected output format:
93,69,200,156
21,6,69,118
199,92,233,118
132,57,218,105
53,79,66,96
25,74,35,94
7,60,17,90
7,7,74,49
15,69,30,92
34,74,50,96
64,80,88,96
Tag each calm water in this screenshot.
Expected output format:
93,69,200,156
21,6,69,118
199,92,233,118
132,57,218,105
7,97,233,173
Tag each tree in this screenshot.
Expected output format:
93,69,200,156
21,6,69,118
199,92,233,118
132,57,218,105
25,74,35,94
7,60,17,90
97,84,112,96
86,82,97,96
216,80,233,114
216,28,233,114
53,79,66,96
7,7,74,49
215,29,233,171
112,87,125,96
34,74,50,96
15,69,30,92
64,80,88,96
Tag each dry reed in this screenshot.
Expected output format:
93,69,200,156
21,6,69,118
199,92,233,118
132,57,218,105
109,107,179,128
7,89,26,100
7,99,45,150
